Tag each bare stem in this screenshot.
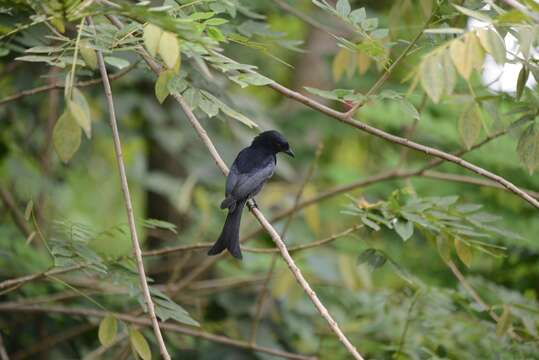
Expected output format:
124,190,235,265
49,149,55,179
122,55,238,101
89,17,171,360
0,304,316,360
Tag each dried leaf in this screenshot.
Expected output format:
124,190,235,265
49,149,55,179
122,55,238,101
333,47,351,81
496,304,511,337
356,52,371,75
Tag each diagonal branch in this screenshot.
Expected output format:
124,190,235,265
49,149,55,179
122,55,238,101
0,62,138,107
0,304,316,360
211,51,539,209
88,17,171,360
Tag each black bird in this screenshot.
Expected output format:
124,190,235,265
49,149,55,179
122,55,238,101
208,130,294,259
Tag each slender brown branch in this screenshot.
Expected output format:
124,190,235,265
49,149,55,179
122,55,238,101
89,17,171,360
83,332,129,360
0,62,138,107
243,225,363,254
0,185,32,238
0,304,316,360
0,265,82,291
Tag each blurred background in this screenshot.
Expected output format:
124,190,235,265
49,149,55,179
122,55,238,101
0,0,538,359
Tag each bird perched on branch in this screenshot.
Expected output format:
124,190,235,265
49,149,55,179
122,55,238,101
208,130,294,259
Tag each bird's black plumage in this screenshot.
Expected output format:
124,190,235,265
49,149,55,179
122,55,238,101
208,130,294,259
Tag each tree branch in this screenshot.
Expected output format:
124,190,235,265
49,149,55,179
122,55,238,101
211,51,539,209
0,62,138,107
89,17,171,360
0,304,316,360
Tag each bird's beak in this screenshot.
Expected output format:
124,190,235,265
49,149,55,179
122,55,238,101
284,148,295,157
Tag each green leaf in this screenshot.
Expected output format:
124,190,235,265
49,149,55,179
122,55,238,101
453,4,492,23
98,314,117,346
477,28,506,65
79,39,97,70
399,99,420,122
454,238,473,268
129,328,151,360
496,304,512,337
104,57,130,70
53,110,81,163
229,73,274,88
155,70,174,104
358,248,387,270
436,235,451,263
516,124,539,174
199,93,219,118
420,53,445,103
143,218,177,234
458,103,482,150
350,8,366,23
336,0,351,17
207,27,226,42
360,215,380,231
516,25,535,59
143,23,163,57
516,66,529,101
183,87,201,110
394,218,414,241
158,31,180,69
69,88,91,139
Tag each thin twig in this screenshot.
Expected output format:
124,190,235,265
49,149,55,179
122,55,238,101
83,332,129,360
88,17,171,360
0,265,83,291
0,304,316,360
0,185,32,237
0,62,138,106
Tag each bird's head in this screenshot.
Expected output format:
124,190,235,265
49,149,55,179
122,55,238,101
252,130,294,157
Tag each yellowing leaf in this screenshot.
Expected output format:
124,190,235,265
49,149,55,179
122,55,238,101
158,31,180,69
420,53,445,103
154,70,174,104
98,314,117,346
79,39,97,69
24,200,33,221
356,52,371,75
450,33,484,80
458,103,482,149
68,88,91,139
129,328,151,360
53,110,81,163
442,49,457,96
302,185,320,236
143,24,162,57
436,235,451,263
517,124,539,174
496,304,512,337
477,28,506,65
454,238,473,268
333,47,351,82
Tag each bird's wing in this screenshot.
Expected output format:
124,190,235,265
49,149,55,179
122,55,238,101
231,158,275,200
